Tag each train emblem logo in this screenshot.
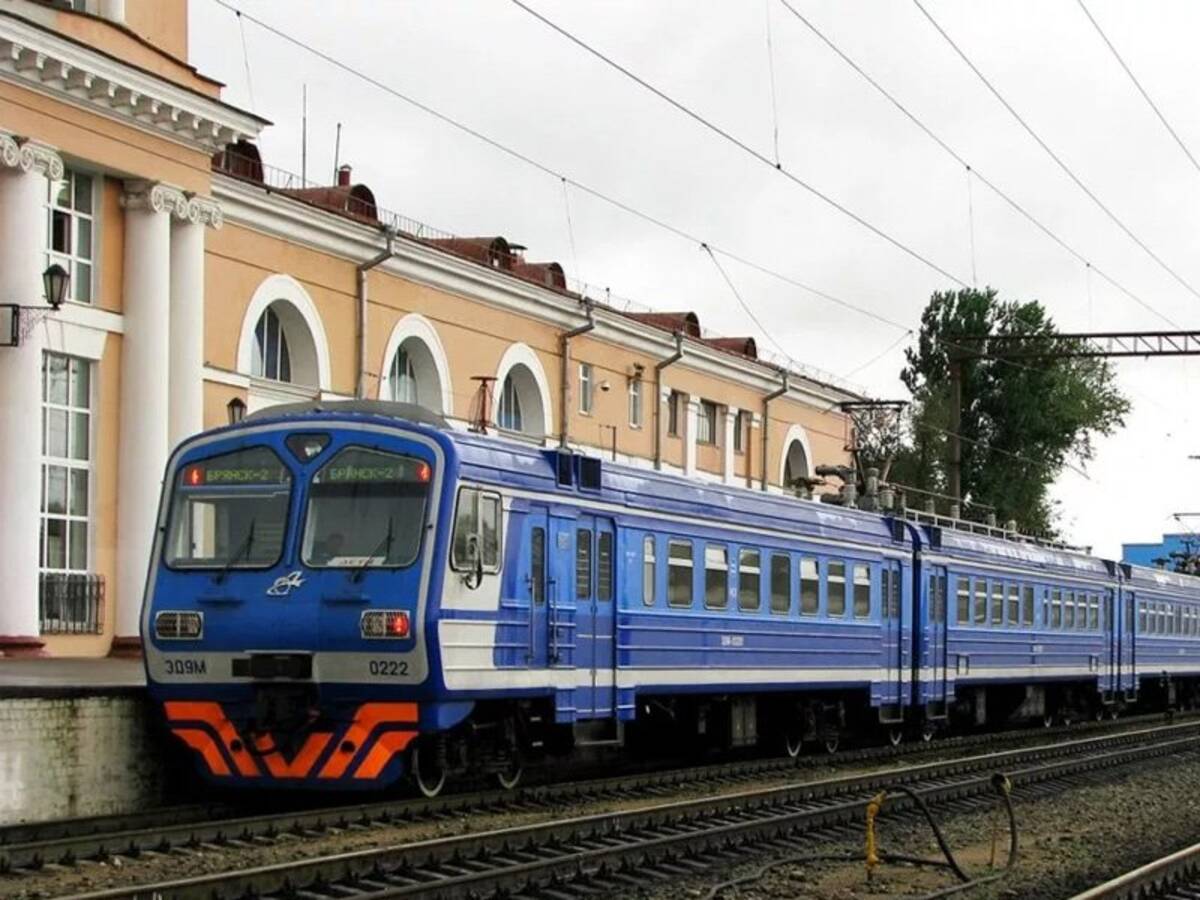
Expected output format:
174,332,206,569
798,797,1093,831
266,571,306,596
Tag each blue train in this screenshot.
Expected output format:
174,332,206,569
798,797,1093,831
141,401,1200,794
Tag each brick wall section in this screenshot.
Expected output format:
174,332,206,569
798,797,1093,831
0,695,168,825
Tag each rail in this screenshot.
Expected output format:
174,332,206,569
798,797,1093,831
38,572,104,635
1068,841,1200,900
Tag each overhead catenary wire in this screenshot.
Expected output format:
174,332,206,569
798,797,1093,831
507,0,971,287
764,0,782,168
701,242,800,367
208,1,1109,479
211,0,915,344
1076,0,1200,178
912,0,1200,309
774,0,1180,329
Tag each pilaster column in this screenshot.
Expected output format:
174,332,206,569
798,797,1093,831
722,406,737,485
684,396,699,477
0,135,63,656
168,196,221,447
113,181,178,649
746,412,761,489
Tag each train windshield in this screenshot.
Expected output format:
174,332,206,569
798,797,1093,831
301,446,431,570
165,446,292,570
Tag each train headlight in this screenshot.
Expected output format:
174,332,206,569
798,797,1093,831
361,610,410,639
155,611,204,640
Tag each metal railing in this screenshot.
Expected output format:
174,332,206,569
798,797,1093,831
39,572,105,635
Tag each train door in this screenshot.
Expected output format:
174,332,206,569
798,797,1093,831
922,564,950,719
523,505,550,668
880,560,904,718
1100,589,1117,701
1119,588,1137,699
573,515,617,719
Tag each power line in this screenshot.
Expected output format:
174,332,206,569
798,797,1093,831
775,0,1180,329
211,0,916,347
764,0,782,167
1076,0,1200,177
912,0,1200,308
507,0,970,287
701,242,799,366
841,328,914,379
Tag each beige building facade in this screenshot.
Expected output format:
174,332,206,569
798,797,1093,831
0,0,858,658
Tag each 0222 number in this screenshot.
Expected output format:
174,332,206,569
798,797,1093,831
369,659,409,677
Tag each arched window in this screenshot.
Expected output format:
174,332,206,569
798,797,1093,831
498,373,524,432
388,344,417,404
783,439,810,487
252,306,292,382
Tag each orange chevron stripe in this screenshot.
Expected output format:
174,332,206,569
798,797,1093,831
254,732,334,778
318,702,419,779
171,727,232,777
353,730,417,780
164,701,260,777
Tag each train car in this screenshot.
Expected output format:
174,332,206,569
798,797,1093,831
922,523,1141,725
1126,563,1200,709
143,400,928,794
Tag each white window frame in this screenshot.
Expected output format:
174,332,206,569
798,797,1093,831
46,168,96,306
697,399,718,445
579,362,593,415
40,352,93,578
628,377,643,428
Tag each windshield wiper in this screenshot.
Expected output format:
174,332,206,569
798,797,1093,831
351,517,393,583
214,519,256,584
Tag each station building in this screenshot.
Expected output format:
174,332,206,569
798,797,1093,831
0,0,860,659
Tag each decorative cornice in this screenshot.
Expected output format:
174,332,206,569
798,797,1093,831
0,11,266,152
121,179,222,228
0,131,63,178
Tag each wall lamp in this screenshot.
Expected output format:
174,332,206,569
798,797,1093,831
226,396,247,425
1,263,71,348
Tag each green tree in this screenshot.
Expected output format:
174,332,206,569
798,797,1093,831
892,288,1129,535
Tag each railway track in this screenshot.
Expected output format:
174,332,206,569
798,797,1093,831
47,720,1200,900
1069,841,1200,900
0,711,1181,875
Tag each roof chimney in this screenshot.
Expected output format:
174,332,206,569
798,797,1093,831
337,164,352,187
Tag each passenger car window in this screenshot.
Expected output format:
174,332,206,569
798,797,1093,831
956,578,969,624
1007,585,1019,626
770,553,790,614
827,561,846,616
1022,586,1034,626
738,548,761,612
853,564,871,618
705,544,729,609
668,540,693,608
990,583,1003,625
974,581,987,625
800,558,819,615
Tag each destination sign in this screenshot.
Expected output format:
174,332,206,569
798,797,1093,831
182,464,290,486
323,460,431,484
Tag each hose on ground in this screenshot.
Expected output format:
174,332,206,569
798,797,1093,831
700,771,1018,900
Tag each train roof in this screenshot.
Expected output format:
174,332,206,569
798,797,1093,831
932,525,1110,579
244,399,450,430
1127,562,1200,597
446,428,901,550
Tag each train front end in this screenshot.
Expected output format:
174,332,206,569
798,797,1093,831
141,404,455,790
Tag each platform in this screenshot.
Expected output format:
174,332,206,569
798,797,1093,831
0,658,170,827
0,656,145,697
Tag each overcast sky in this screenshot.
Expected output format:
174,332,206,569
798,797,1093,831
190,1,1200,559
